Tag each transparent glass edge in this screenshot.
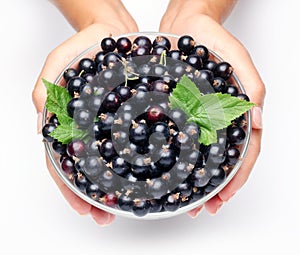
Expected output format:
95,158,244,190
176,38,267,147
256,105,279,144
41,31,253,220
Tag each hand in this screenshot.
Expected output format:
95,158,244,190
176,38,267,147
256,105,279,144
160,3,265,217
32,2,138,226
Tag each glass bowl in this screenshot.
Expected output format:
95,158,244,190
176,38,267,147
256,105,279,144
42,32,252,220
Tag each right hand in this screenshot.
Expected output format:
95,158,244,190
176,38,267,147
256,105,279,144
33,20,138,226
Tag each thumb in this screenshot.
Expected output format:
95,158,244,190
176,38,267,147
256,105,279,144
32,24,110,132
32,51,66,133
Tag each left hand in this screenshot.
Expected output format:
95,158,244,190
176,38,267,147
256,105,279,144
160,8,265,217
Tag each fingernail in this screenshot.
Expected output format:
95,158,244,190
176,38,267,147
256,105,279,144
221,191,236,202
189,206,203,218
216,202,223,213
194,207,203,218
252,106,263,129
37,112,43,134
101,214,113,227
210,202,223,215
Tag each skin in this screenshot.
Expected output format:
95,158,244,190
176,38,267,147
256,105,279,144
32,0,265,224
33,0,138,226
159,0,265,217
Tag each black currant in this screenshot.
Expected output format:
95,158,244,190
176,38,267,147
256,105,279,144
52,140,67,154
131,155,151,180
99,112,115,135
67,76,86,96
98,169,119,191
133,36,152,50
167,50,182,61
145,105,165,124
99,138,117,161
102,52,122,68
152,45,169,56
73,108,94,128
227,126,246,145
116,37,132,53
226,146,240,165
67,139,86,158
194,69,214,84
101,37,117,52
149,80,169,94
49,114,59,126
74,172,89,193
203,60,218,71
190,45,209,61
155,146,177,171
146,178,168,199
152,35,171,50
102,91,122,112
94,51,106,65
149,199,163,213
116,85,132,102
118,194,134,212
87,95,102,113
42,123,56,142
177,35,195,54
129,121,149,145
168,108,187,129
208,166,226,186
163,193,181,212
213,77,227,93
78,58,96,74
149,122,170,144
185,54,202,70
86,183,104,200
191,168,211,188
111,156,131,177
131,45,151,57
61,156,76,176
82,156,103,181
224,84,239,97
67,98,86,117
82,72,95,83
237,93,250,101
86,139,101,156
132,199,150,217
214,62,233,80
207,143,226,165
63,68,78,82
103,193,118,207
151,64,168,77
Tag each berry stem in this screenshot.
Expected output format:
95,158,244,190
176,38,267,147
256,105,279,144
120,58,139,87
159,50,167,66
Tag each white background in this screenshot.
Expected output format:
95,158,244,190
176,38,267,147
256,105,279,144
0,0,299,254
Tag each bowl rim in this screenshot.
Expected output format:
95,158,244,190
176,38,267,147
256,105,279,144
42,31,252,220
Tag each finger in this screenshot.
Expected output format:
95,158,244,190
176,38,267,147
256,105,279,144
218,128,262,202
252,106,263,130
32,24,118,114
45,153,92,215
204,194,223,215
45,151,117,226
90,207,115,226
187,18,265,202
173,15,266,107
187,205,203,218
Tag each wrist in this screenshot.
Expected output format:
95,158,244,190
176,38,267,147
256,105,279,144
51,0,138,33
162,0,237,25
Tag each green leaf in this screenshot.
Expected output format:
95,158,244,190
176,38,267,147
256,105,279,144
169,75,255,145
49,122,88,144
42,79,73,125
43,78,88,144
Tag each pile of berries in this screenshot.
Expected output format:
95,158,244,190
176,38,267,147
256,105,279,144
42,34,249,217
